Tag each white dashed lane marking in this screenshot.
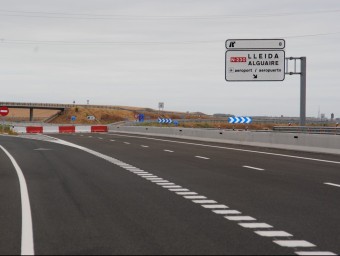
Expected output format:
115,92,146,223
164,149,174,153
141,145,149,148
195,156,210,160
274,240,316,248
238,223,273,229
243,165,265,171
184,196,207,200
202,205,228,209
124,142,130,145
213,210,241,215
169,189,189,192
255,231,293,237
192,200,217,204
225,216,256,221
50,137,337,256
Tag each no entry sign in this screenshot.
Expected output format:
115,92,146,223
0,106,9,116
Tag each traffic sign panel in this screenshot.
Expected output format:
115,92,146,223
225,50,285,81
0,106,9,116
226,39,285,50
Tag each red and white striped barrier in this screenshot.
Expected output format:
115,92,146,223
13,125,108,134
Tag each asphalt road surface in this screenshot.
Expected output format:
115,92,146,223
0,132,339,255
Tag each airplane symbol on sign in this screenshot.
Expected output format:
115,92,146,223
229,42,236,48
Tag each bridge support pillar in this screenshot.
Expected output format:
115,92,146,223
29,108,34,122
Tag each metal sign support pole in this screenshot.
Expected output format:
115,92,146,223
300,57,307,126
285,57,307,126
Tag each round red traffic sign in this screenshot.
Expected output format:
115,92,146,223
0,106,9,117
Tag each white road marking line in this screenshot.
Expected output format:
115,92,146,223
225,216,256,221
48,137,334,255
164,149,174,153
176,192,198,195
110,134,340,165
136,173,151,176
295,251,337,256
110,140,115,142
324,182,340,188
163,185,182,188
202,205,228,209
88,136,93,138
239,223,273,229
274,240,316,248
151,180,169,183
141,145,149,148
193,200,217,204
243,165,265,171
255,231,292,237
213,210,241,215
169,189,189,192
184,196,207,200
146,178,163,181
0,145,35,255
157,182,174,185
124,142,130,145
195,156,210,160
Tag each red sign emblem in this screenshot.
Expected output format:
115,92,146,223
0,106,9,117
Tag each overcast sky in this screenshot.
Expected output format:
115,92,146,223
0,0,339,117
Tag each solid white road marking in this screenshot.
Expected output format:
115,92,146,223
110,134,340,165
0,146,35,255
213,210,241,215
274,240,316,248
243,165,265,171
324,182,340,188
239,223,273,229
195,156,210,160
124,142,130,145
225,216,256,221
295,252,337,256
255,231,292,237
158,182,174,186
141,145,149,148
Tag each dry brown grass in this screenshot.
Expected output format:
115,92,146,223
5,109,59,121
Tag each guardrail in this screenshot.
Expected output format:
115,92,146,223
273,126,340,135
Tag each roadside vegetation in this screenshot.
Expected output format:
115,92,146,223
0,125,17,135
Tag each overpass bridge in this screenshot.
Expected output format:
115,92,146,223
0,102,141,122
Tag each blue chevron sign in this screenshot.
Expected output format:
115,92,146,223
228,116,252,124
158,118,173,124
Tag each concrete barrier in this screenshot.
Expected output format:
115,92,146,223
109,126,340,155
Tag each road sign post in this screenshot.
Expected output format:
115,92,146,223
0,106,9,133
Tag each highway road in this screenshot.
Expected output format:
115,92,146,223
0,132,339,255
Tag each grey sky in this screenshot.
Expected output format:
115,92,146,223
0,0,339,117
